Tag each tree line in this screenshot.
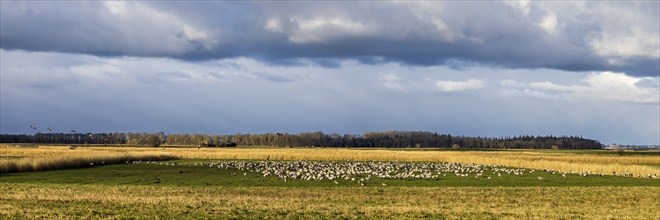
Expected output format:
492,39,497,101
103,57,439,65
0,131,603,149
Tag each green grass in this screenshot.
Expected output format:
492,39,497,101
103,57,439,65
1,159,657,187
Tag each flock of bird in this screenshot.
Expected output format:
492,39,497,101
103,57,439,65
28,124,73,133
185,160,658,181
116,160,657,181
185,160,538,184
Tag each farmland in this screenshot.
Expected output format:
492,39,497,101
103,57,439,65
1,144,659,219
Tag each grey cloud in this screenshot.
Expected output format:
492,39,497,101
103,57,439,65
1,1,216,57
207,71,225,80
253,72,294,83
1,1,658,76
139,71,194,85
1,50,658,144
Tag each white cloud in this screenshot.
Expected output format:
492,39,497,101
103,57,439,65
378,73,406,91
540,1,660,60
268,16,374,43
507,1,659,61
529,81,572,92
538,12,558,34
590,26,660,61
265,18,283,32
102,1,128,16
435,79,485,92
502,72,660,104
503,0,531,16
500,79,526,88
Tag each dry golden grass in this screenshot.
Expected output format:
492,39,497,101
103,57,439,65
1,183,658,219
0,145,177,173
2,144,658,177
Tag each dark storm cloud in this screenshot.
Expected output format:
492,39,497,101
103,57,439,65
1,1,658,75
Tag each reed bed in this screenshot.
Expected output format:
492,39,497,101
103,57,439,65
0,146,177,173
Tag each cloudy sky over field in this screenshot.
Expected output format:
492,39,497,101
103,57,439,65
1,1,659,144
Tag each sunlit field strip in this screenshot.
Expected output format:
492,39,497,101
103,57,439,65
1,145,658,177
1,183,658,219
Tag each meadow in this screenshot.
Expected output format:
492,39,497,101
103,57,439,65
5,145,655,177
1,144,658,219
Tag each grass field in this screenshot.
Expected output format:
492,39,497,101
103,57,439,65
5,145,657,177
1,145,658,219
3,183,658,219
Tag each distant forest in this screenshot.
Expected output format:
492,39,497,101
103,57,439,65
0,131,603,149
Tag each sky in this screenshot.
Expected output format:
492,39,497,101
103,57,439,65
1,1,658,145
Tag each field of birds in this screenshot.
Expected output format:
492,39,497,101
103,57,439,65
1,144,659,219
